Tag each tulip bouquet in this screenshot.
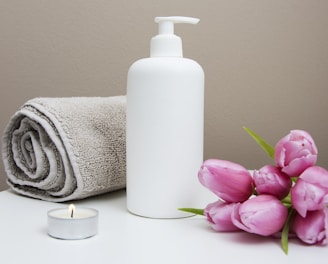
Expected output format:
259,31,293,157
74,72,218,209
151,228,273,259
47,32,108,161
180,127,328,254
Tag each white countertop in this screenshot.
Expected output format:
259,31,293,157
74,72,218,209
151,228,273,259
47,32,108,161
1,188,327,264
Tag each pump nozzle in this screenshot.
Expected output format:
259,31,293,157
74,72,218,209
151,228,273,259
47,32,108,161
155,16,200,35
150,16,200,57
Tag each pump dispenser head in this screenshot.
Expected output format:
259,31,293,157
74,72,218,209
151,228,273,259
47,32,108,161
150,16,200,57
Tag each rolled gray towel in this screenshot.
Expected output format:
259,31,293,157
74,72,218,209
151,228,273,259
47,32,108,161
2,96,126,202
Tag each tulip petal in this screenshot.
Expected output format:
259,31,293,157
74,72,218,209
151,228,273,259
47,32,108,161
282,155,318,177
274,130,318,177
291,167,328,217
292,209,328,245
231,195,288,236
253,165,292,199
198,159,253,202
204,200,240,232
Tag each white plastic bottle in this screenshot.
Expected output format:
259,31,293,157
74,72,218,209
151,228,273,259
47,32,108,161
126,16,205,218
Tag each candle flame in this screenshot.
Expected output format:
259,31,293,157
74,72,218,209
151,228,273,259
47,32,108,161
69,204,75,218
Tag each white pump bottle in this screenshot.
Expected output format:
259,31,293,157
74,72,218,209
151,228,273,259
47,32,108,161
126,16,205,218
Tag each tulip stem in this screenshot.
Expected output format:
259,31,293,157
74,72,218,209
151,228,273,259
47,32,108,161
281,193,291,205
281,207,296,255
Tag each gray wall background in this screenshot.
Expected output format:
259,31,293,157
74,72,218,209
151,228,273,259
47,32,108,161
1,0,327,191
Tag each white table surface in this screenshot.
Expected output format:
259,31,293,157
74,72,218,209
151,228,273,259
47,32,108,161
1,188,327,264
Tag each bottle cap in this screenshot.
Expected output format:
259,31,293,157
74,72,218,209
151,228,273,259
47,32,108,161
150,16,200,57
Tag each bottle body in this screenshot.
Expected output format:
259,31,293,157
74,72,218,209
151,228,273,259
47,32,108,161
126,57,204,218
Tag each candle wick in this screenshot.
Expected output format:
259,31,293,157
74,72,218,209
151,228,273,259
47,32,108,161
68,204,75,218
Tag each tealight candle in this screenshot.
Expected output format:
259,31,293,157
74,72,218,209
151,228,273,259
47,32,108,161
47,204,98,240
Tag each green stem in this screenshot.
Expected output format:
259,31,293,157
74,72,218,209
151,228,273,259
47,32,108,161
281,192,291,205
281,207,296,255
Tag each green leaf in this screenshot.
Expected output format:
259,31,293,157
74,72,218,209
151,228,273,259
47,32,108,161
178,208,204,216
281,208,296,255
243,126,275,159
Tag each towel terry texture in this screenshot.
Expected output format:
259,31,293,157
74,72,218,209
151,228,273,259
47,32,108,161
2,96,126,202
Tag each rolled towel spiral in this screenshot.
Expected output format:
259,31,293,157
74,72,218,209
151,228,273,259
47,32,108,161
2,96,126,202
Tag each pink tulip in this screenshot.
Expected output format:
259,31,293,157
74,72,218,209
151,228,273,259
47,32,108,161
292,208,328,245
253,165,292,199
198,159,253,202
274,130,318,177
204,200,240,232
291,166,328,217
231,195,288,236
